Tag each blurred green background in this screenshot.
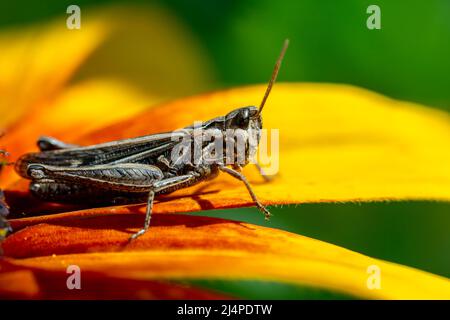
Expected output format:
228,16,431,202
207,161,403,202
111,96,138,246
1,0,449,299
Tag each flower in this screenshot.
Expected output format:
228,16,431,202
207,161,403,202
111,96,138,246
1,5,449,300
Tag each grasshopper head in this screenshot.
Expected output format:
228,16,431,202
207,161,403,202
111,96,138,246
223,106,262,167
225,106,262,132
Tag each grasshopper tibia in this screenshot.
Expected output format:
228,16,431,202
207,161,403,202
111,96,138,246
219,166,271,220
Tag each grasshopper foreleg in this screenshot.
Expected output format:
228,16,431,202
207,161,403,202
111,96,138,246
219,166,271,220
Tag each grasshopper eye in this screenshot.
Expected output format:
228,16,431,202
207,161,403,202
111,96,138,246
236,109,250,127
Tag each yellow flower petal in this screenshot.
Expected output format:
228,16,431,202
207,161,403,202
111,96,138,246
72,83,450,206
0,19,107,128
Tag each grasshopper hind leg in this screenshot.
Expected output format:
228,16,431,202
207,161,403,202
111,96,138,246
37,136,79,151
29,181,147,204
128,173,198,241
129,190,155,241
27,162,199,241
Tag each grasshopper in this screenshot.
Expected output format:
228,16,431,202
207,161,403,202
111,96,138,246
15,40,289,240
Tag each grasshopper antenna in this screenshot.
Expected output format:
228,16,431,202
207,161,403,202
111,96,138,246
258,39,289,115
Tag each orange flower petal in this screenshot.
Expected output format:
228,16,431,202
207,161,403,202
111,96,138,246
0,260,230,299
3,212,450,299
